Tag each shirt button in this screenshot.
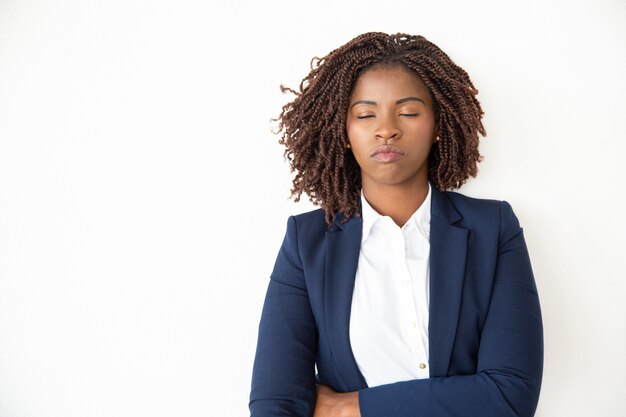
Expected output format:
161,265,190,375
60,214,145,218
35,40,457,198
419,363,427,369
411,321,417,328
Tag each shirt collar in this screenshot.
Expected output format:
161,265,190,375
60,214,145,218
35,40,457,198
360,183,432,243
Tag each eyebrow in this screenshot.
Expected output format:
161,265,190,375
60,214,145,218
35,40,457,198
350,96,425,109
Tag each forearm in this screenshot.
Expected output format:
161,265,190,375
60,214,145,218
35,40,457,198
359,371,541,417
314,385,361,417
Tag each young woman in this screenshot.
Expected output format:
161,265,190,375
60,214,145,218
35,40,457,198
249,32,543,417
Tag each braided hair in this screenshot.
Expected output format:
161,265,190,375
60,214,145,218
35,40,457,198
274,32,486,226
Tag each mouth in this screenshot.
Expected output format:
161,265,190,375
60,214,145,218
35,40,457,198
371,145,405,163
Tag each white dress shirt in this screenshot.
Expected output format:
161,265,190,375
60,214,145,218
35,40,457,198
349,184,431,387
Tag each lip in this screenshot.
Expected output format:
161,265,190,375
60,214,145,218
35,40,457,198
371,145,405,163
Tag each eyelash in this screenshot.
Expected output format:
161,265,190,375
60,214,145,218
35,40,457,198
356,113,418,119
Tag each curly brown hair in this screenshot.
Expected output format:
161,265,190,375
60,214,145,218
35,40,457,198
274,32,486,226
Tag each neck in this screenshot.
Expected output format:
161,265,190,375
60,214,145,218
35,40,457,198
362,177,430,227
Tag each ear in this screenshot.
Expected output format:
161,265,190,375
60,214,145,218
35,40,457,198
433,123,440,143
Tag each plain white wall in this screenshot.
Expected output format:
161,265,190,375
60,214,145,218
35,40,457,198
1,0,624,416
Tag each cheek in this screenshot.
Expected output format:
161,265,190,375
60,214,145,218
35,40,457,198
345,126,367,163
346,122,369,144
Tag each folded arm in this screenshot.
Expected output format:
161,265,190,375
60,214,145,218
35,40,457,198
250,202,543,417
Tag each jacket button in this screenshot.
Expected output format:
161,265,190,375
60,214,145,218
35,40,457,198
419,363,427,369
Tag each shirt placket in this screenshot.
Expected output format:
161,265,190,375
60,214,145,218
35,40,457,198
402,222,430,378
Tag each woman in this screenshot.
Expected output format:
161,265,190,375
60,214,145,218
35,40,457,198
250,32,543,417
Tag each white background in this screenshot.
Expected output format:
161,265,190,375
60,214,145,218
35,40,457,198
1,0,625,416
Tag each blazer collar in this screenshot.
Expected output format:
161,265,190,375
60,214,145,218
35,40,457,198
331,181,459,229
431,183,463,224
324,184,469,389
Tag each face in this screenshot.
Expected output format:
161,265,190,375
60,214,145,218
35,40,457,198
346,65,437,190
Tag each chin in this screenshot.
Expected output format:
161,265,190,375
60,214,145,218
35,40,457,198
372,175,417,187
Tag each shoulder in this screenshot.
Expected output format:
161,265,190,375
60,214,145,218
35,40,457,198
443,190,506,218
291,207,327,226
440,190,521,241
286,208,327,230
280,208,328,243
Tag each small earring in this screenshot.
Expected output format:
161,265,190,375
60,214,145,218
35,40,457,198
346,143,351,149
435,136,441,142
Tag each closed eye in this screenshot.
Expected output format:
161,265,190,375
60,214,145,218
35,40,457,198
400,113,419,117
356,115,375,119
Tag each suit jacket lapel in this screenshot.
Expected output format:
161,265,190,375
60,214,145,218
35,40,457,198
429,187,468,377
324,214,368,391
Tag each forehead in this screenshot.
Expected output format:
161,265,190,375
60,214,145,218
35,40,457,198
350,64,431,100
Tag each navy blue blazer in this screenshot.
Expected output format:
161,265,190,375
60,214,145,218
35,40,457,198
250,186,543,417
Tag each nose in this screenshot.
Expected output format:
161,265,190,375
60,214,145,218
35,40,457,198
375,116,400,141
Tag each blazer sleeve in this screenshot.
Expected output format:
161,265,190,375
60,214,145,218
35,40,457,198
249,216,317,417
358,201,544,417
